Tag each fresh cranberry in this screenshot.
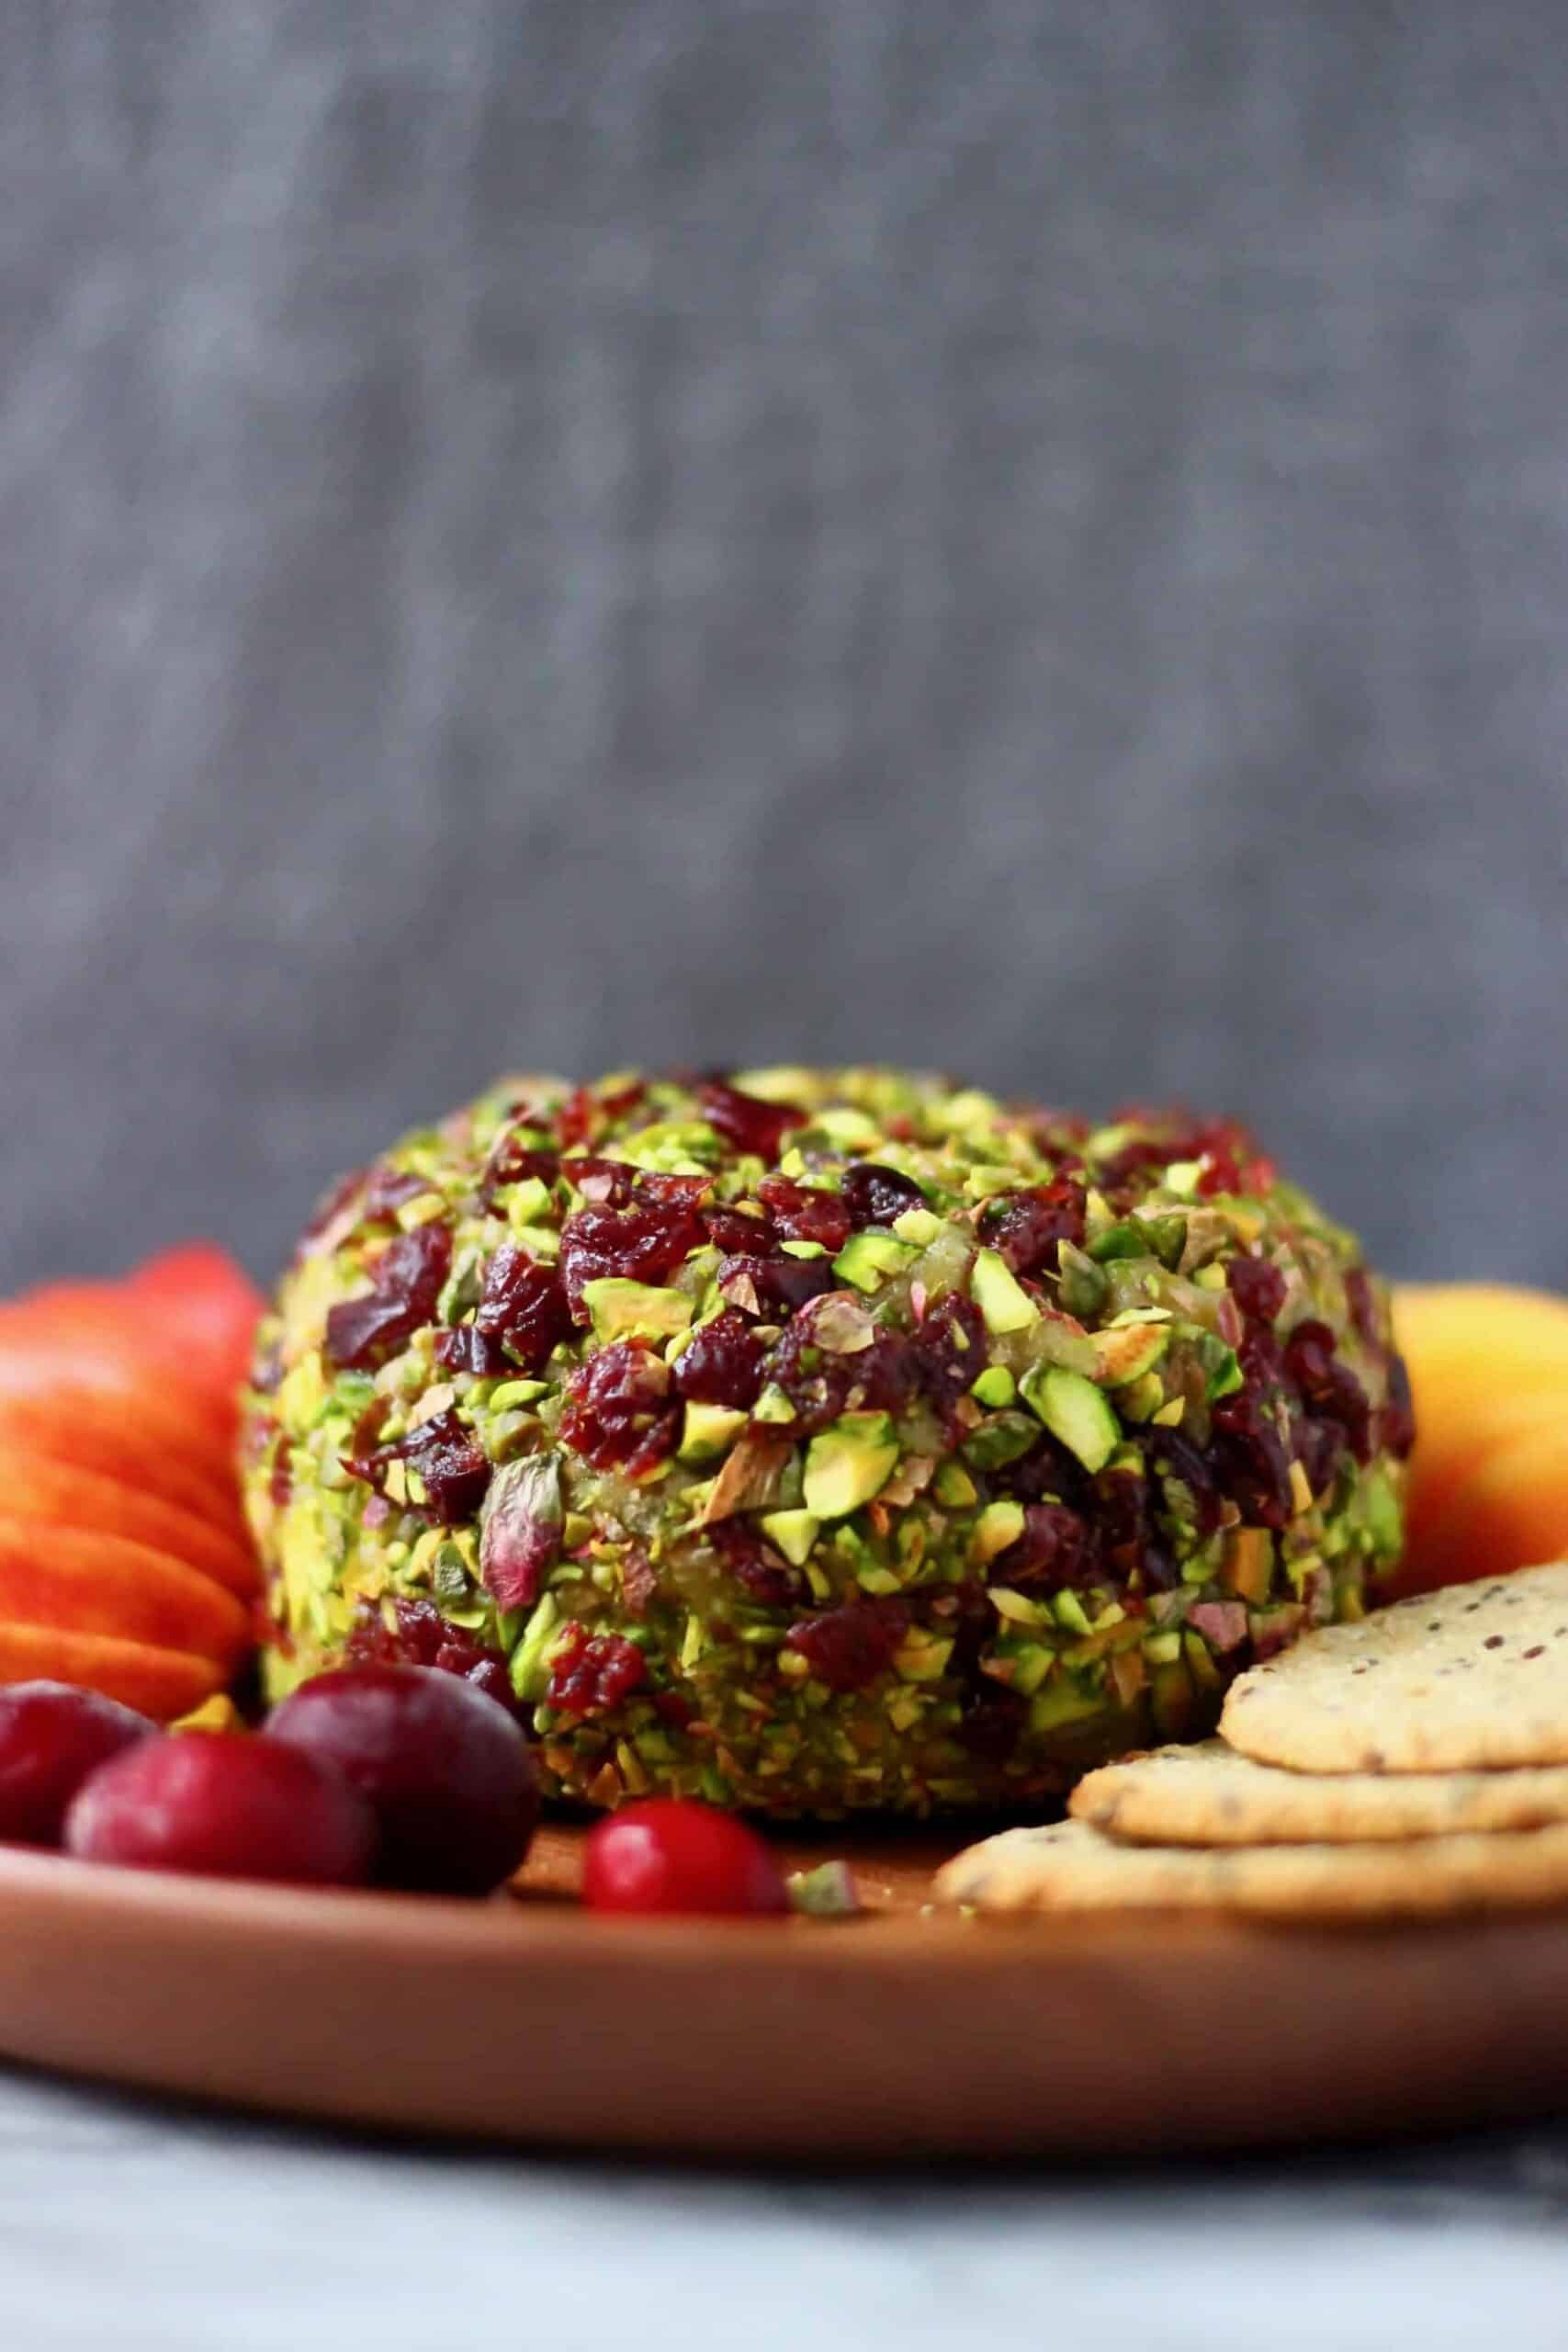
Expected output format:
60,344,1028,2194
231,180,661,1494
0,1683,154,1848
266,1665,539,1896
756,1176,852,1253
65,1734,377,1887
324,1222,452,1370
840,1161,925,1227
344,1597,518,1719
697,1080,807,1162
763,1313,914,1435
559,1201,705,1318
717,1251,835,1317
581,1799,789,1917
474,1243,573,1369
671,1309,765,1408
1226,1253,1287,1325
559,1341,681,1472
545,1624,648,1715
997,1502,1094,1591
784,1599,909,1691
979,1180,1087,1277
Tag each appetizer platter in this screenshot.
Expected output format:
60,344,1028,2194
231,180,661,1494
2,1066,1567,2155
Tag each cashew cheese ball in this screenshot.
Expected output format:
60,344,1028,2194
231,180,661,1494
243,1069,1415,1818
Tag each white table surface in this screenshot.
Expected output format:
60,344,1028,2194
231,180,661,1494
4,2066,1568,2352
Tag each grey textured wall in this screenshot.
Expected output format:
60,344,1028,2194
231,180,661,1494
2,2,1565,1294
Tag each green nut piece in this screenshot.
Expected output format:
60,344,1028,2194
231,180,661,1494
1022,1364,1121,1473
802,1412,900,1518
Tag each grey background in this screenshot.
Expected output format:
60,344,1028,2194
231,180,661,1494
2,0,1565,1295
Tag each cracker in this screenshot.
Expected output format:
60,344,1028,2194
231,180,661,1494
1071,1738,1568,1846
1218,1562,1568,1773
931,1815,1568,1919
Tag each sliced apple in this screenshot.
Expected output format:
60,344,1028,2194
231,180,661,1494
0,1622,225,1722
0,1519,250,1666
0,1387,247,1539
0,1321,238,1476
1402,1416,1568,1596
122,1243,265,1396
0,1448,260,1600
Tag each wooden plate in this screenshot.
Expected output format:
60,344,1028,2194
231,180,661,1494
4,1821,1568,2157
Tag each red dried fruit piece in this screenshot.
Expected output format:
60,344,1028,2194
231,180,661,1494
324,1222,452,1371
559,1342,680,1472
784,1598,910,1691
756,1177,852,1254
266,1664,539,1897
979,1180,1087,1278
912,1293,987,1418
1285,1318,1373,1463
1226,1253,1287,1325
708,1515,803,1608
474,1243,573,1370
697,1080,807,1162
840,1161,925,1227
546,1623,648,1715
344,1596,518,1719
559,1201,705,1319
582,1798,789,1917
434,1324,511,1377
65,1733,378,1887
479,1132,559,1207
995,1502,1093,1592
362,1164,430,1220
702,1203,778,1254
716,1251,835,1319
347,1405,491,1526
763,1316,914,1437
671,1309,765,1408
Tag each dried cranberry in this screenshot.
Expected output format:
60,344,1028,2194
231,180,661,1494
1293,1417,1345,1500
784,1599,909,1691
299,1165,369,1255
554,1088,599,1149
559,1341,681,1472
559,1200,705,1319
763,1317,914,1436
363,1164,429,1220
757,1176,852,1254
698,1080,807,1161
702,1203,777,1254
671,1309,765,1408
1226,1253,1287,1325
1382,1352,1416,1458
1285,1319,1373,1462
980,1180,1087,1277
474,1243,573,1369
350,1405,491,1525
1210,1394,1295,1529
997,1502,1094,1591
566,1157,640,1205
708,1516,803,1609
479,1132,559,1207
912,1292,987,1418
717,1251,834,1317
1146,1430,1225,1539
434,1324,511,1376
840,1161,925,1227
546,1623,649,1715
324,1222,452,1371
1092,1464,1147,1580
344,1597,518,1719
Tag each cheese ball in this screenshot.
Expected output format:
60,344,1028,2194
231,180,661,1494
243,1069,1414,1818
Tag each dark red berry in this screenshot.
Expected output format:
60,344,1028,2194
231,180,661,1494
266,1665,539,1897
997,1502,1094,1591
362,1164,430,1220
324,1222,452,1370
559,1201,705,1319
559,1341,681,1472
344,1597,519,1720
671,1308,765,1408
702,1203,776,1254
0,1682,154,1848
784,1599,910,1691
717,1251,835,1317
346,1404,491,1526
1226,1253,1287,1325
763,1310,915,1435
65,1733,378,1887
979,1180,1086,1277
756,1177,852,1254
708,1515,804,1608
581,1799,789,1917
434,1323,511,1376
479,1130,559,1207
912,1292,987,1418
545,1624,649,1715
697,1080,807,1162
474,1242,573,1370
840,1161,925,1227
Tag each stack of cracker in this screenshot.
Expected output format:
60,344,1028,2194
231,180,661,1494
934,1562,1568,1921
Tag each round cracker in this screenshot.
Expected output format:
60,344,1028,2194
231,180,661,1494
932,1815,1568,1920
1218,1562,1568,1774
1071,1738,1568,1846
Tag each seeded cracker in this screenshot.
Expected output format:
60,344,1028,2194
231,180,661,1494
1219,1561,1568,1773
931,1815,1568,1919
1072,1737,1568,1846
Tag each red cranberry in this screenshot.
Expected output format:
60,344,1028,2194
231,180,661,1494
697,1080,807,1162
434,1324,511,1376
559,1341,681,1472
702,1203,777,1254
1285,1319,1373,1462
479,1131,559,1206
671,1309,765,1408
1210,1395,1294,1529
840,1161,925,1227
708,1516,804,1608
980,1180,1086,1277
1226,1253,1287,1325
474,1243,573,1370
362,1164,430,1220
559,1201,705,1319
66,1734,378,1887
324,1222,452,1370
346,1405,491,1526
717,1251,835,1317
763,1314,914,1435
912,1292,988,1418
1146,1430,1225,1538
266,1665,539,1896
756,1176,852,1253
784,1599,910,1692
344,1597,519,1720
554,1088,600,1148
0,1683,154,1848
997,1503,1093,1591
546,1623,649,1715
581,1799,788,1917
